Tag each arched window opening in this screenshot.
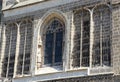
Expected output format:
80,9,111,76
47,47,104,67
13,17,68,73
92,5,111,67
2,24,17,78
72,10,90,68
17,20,33,75
44,18,64,66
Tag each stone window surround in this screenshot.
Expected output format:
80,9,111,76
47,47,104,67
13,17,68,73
36,11,68,75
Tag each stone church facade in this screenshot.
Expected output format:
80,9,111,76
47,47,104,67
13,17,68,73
0,0,120,82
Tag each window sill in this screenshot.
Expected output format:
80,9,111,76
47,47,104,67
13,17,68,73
36,65,63,75
14,74,31,79
13,69,88,82
88,66,113,75
67,67,88,72
34,68,87,81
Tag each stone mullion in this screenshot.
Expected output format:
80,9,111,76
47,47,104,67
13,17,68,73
13,24,20,77
62,28,65,70
30,20,36,76
30,20,38,76
70,11,75,69
109,6,112,67
64,11,72,70
0,25,6,77
80,11,83,67
89,9,94,68
6,27,12,78
52,32,56,66
100,11,103,66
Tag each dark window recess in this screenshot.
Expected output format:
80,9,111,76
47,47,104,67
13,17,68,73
44,33,53,64
44,18,64,66
82,20,90,67
55,31,63,63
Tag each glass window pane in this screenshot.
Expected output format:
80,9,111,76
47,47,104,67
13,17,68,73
55,31,63,63
44,33,54,64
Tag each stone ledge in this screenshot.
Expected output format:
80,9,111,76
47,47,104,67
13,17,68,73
13,69,88,82
88,67,113,75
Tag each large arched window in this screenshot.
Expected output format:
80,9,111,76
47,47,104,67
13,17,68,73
44,18,64,66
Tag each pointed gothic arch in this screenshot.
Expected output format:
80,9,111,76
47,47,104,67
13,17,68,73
38,11,67,67
43,17,65,66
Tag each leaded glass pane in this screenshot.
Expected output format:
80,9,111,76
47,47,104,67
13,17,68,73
55,31,63,63
82,20,90,67
44,33,53,64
